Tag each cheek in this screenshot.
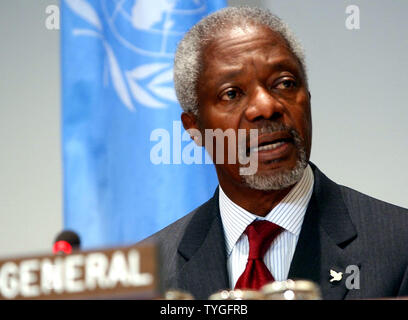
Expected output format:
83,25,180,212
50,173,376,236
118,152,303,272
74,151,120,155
198,112,243,168
199,107,240,131
299,110,312,157
292,94,312,143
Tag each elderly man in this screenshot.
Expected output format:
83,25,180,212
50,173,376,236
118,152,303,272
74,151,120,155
143,7,408,300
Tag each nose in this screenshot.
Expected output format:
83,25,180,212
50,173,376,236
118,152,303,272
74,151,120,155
244,86,285,122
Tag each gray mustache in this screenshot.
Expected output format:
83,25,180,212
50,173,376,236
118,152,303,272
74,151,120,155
246,123,304,148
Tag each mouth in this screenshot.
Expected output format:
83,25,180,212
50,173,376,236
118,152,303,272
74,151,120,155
247,132,295,161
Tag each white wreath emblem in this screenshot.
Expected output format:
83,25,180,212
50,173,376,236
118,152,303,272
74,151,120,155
65,0,180,111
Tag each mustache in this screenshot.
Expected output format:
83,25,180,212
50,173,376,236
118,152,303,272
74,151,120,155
245,123,304,148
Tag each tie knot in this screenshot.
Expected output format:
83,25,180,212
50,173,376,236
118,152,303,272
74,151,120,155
245,220,283,260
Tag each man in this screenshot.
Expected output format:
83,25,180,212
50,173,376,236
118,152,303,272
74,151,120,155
142,7,408,299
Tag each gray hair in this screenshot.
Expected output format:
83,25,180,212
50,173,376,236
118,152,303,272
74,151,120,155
174,6,307,116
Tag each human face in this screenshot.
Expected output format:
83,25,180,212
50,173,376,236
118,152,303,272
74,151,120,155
184,25,312,191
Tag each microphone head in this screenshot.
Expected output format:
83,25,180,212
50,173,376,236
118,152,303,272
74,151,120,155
53,230,81,255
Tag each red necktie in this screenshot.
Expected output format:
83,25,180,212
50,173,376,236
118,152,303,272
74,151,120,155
234,220,283,290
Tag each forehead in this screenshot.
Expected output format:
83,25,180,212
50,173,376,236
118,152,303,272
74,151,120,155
199,25,301,81
204,25,285,54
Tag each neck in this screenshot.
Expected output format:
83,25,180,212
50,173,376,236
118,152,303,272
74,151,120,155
219,177,295,217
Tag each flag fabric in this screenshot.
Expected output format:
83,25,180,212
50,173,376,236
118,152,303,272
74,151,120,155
61,0,225,249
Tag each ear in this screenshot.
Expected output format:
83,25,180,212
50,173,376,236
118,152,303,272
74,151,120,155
181,112,203,146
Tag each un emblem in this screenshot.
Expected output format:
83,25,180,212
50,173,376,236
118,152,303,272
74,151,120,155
65,0,208,110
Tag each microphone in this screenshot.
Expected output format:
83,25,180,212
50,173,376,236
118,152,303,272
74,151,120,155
53,230,81,255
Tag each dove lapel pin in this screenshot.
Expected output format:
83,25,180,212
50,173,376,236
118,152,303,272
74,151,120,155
329,269,343,283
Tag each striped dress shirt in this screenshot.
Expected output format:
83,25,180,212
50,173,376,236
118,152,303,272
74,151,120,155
219,164,314,288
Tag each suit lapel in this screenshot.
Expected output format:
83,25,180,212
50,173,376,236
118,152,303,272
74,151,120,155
288,164,360,299
173,189,230,299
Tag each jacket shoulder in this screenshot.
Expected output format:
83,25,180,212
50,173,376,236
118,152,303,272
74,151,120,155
138,195,216,255
340,184,408,220
138,196,217,285
140,210,195,246
339,184,408,258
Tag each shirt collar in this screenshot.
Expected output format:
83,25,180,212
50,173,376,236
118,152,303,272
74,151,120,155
219,164,314,256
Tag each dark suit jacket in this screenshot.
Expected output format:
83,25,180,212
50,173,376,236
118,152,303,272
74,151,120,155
142,164,408,299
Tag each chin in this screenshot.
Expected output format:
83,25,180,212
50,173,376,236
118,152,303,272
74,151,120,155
241,155,308,191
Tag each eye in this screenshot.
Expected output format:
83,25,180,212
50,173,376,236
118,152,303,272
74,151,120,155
220,88,242,101
275,78,297,90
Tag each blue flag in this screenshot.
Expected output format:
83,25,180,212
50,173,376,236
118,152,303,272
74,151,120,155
61,0,225,249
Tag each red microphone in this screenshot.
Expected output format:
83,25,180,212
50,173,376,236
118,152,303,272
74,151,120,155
53,230,81,255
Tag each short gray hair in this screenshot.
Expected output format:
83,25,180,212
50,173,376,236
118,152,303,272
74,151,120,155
174,6,307,116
